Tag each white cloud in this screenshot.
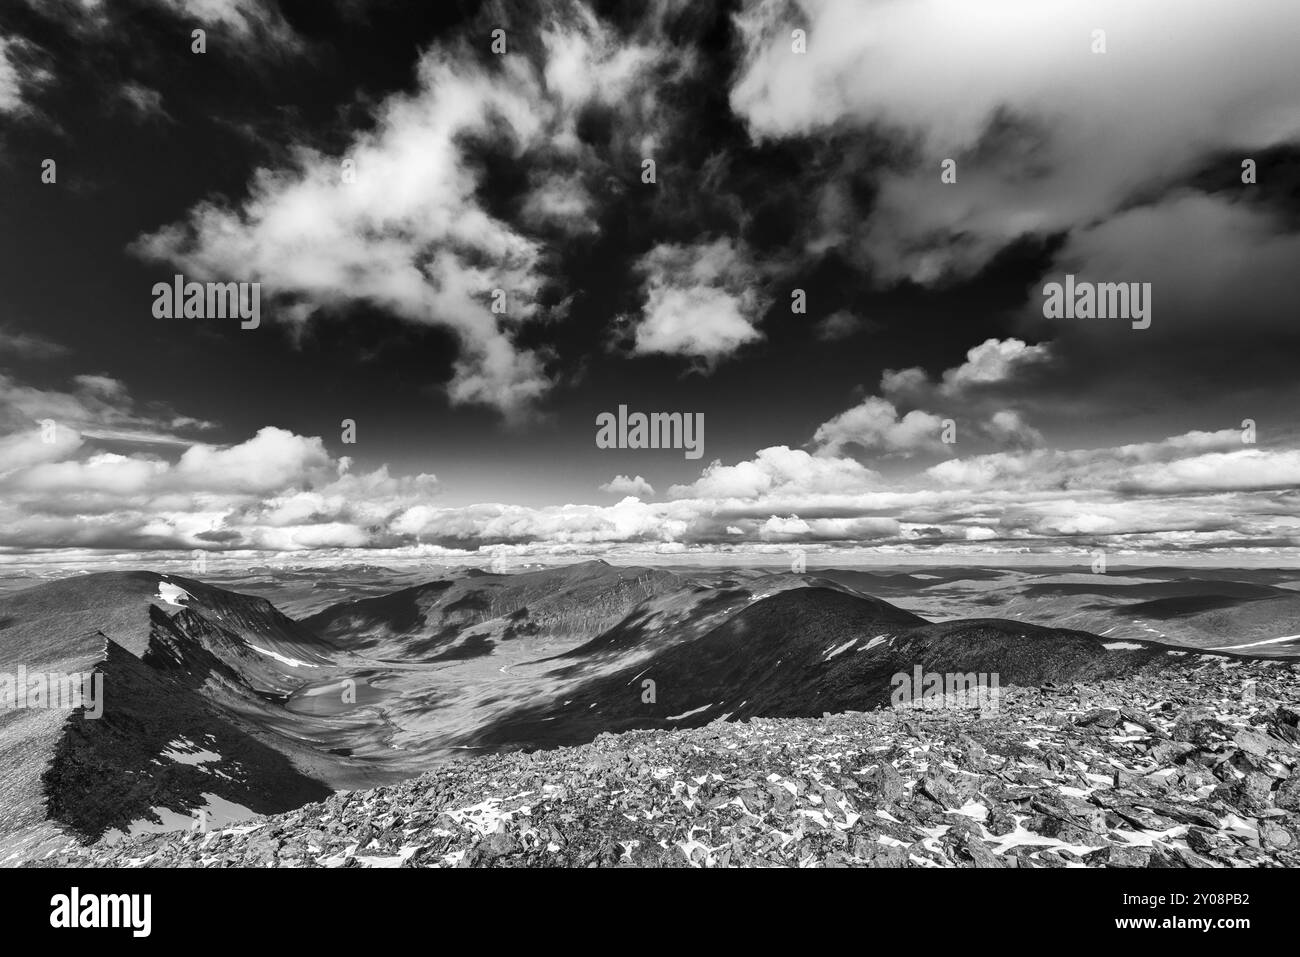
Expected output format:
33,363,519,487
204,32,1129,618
924,429,1251,490
132,5,702,419
390,497,688,547
670,445,879,499
985,410,1043,449
600,474,655,498
812,397,948,457
824,338,1054,456
1,398,1297,558
0,370,440,553
152,0,292,37
933,338,1051,395
757,514,899,542
730,0,1300,284
0,34,48,116
0,372,210,442
173,427,335,494
624,238,767,363
133,51,556,418
1120,449,1300,494
0,37,24,114
0,428,83,473
18,0,297,55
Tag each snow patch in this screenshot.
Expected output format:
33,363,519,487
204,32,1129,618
247,643,318,668
823,638,857,661
666,703,712,721
1209,634,1300,651
102,792,256,843
160,737,221,766
155,582,191,606
443,799,529,836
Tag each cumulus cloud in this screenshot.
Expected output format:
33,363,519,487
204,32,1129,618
390,497,688,548
0,427,83,473
623,238,768,364
756,514,899,542
0,371,1295,557
599,474,655,498
812,397,948,457
985,410,1043,449
671,426,1300,553
0,368,438,553
930,338,1051,396
811,339,1051,460
924,429,1254,490
669,445,879,501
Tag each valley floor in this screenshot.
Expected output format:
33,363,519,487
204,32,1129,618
29,656,1300,868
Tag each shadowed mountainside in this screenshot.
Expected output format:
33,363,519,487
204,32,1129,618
462,585,1213,750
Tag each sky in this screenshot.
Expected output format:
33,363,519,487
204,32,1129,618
1,0,1299,568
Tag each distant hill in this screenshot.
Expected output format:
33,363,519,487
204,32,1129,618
303,560,683,659
993,574,1300,654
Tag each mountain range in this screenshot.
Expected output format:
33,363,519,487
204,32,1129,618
2,560,1297,864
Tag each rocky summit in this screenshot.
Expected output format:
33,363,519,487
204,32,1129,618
36,655,1300,868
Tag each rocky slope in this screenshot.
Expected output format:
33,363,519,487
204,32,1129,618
0,572,349,860
34,655,1300,868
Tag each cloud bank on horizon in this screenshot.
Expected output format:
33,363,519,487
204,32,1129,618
1,0,1299,564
